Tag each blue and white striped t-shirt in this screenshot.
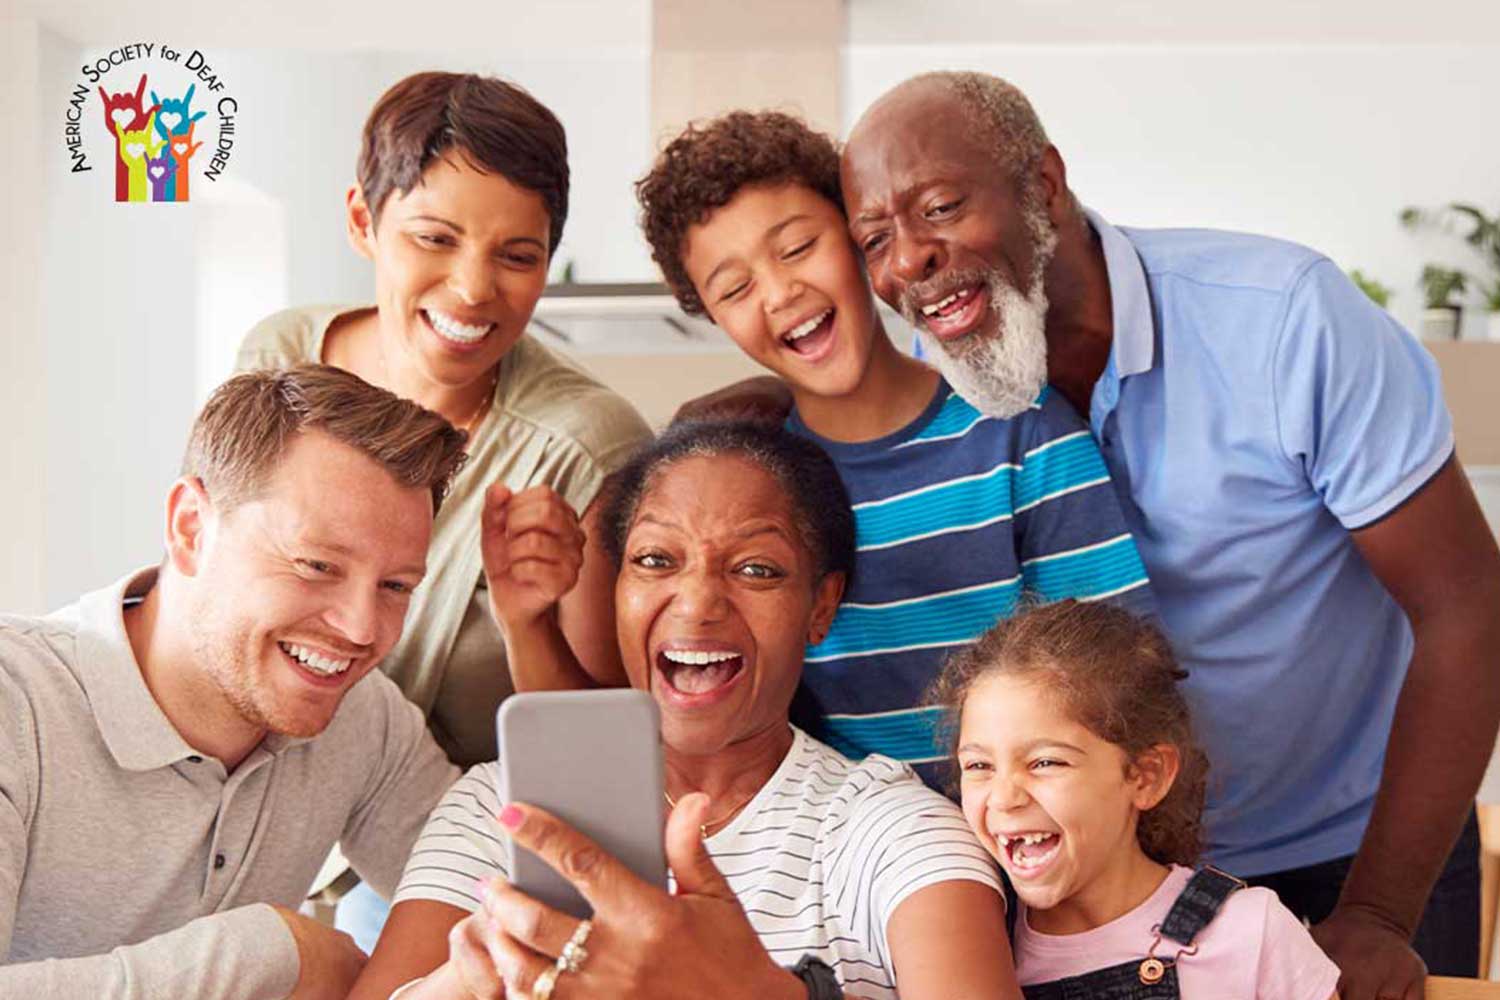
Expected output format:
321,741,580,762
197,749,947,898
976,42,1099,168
788,380,1154,785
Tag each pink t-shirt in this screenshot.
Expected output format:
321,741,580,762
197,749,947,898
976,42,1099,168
1015,865,1340,999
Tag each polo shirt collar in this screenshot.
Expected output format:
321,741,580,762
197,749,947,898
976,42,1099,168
1083,206,1156,379
74,567,203,771
72,569,314,771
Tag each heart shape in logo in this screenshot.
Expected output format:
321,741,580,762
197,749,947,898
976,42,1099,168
125,142,145,160
160,111,182,131
174,143,188,155
150,166,164,178
111,108,133,128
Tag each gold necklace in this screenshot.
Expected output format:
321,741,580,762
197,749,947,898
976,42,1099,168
663,788,755,839
455,369,500,435
373,332,498,436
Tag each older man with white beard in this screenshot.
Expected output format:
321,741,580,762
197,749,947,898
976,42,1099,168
896,232,1055,421
839,71,1500,998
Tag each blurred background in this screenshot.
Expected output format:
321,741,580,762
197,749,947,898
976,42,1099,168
3,0,1498,613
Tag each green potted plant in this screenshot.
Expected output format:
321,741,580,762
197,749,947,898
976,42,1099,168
1348,268,1394,310
1418,265,1466,340
1482,280,1500,342
1402,203,1500,340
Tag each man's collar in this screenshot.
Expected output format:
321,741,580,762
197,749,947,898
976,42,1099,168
73,567,204,772
72,568,314,772
1082,206,1156,378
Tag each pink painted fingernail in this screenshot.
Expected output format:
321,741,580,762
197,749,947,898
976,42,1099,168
498,804,523,830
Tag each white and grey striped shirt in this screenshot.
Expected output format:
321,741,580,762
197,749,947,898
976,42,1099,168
393,726,1001,998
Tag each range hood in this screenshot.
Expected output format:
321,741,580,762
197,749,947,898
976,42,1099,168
530,281,916,355
529,282,726,355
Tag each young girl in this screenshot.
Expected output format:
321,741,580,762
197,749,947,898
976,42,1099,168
933,600,1339,998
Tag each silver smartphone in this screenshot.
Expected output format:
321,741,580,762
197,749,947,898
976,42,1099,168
495,689,668,919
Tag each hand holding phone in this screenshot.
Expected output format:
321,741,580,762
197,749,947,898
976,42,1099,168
495,689,667,919
472,793,803,1000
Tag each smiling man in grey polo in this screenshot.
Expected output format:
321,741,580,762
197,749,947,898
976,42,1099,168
0,365,464,999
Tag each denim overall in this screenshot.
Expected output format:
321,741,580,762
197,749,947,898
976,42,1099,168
1020,867,1246,1000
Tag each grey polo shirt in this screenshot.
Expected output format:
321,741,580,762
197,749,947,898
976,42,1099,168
0,569,461,999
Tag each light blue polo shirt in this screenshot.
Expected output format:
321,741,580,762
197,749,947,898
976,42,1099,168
1088,209,1453,876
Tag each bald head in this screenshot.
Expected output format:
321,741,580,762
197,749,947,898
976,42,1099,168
848,72,1051,183
840,72,1069,419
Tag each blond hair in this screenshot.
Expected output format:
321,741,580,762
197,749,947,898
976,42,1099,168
183,364,468,513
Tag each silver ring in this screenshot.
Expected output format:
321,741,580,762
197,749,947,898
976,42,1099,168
531,965,559,1000
556,918,593,974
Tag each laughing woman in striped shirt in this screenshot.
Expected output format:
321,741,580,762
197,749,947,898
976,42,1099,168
635,111,1153,788
349,421,1020,1000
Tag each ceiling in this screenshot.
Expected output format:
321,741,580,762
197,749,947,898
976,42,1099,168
847,0,1500,45
28,0,1499,51
21,0,651,52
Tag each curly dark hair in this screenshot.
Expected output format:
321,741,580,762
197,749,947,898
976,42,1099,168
635,110,843,317
927,600,1209,868
600,420,854,585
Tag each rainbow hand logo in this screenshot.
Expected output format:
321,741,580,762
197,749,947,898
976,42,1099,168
98,73,155,202
69,45,239,202
151,83,206,201
146,142,178,203
167,122,204,202
115,110,162,203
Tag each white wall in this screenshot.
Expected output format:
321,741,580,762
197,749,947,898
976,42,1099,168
1,10,47,614
847,0,1500,45
24,32,652,612
844,44,1500,339
36,24,203,610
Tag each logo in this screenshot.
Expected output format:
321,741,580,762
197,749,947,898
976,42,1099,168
62,43,240,204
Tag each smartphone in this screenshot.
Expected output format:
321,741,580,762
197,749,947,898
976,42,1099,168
495,689,667,919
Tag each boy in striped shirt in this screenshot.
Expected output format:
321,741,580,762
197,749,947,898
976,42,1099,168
637,110,1153,785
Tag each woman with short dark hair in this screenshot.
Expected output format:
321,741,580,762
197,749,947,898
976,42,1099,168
239,71,648,757
235,70,651,944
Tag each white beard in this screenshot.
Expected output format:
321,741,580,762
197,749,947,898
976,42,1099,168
917,273,1050,419
911,194,1058,419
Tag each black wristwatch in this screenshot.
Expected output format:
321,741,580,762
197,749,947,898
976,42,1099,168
791,955,844,1000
